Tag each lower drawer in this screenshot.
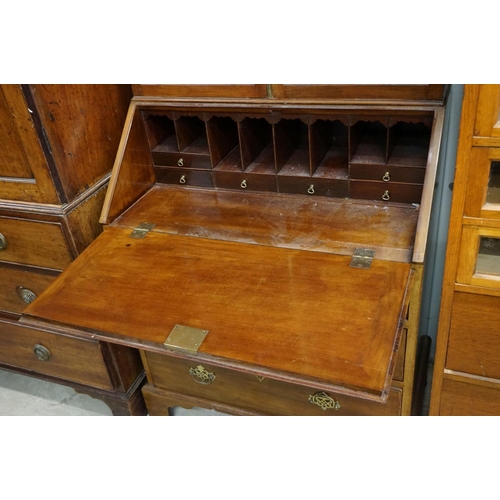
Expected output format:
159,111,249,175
142,352,402,416
0,265,58,315
439,378,500,416
154,167,213,188
213,171,277,193
278,176,348,198
0,317,114,390
350,180,423,204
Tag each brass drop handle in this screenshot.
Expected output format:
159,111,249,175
309,391,341,411
179,175,186,184
16,286,37,304
33,344,51,362
177,158,184,167
307,184,315,195
382,172,391,182
0,232,7,250
382,190,390,201
189,365,216,385
240,179,248,189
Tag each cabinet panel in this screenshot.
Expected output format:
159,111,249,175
440,378,500,416
474,85,500,138
446,292,500,379
132,84,268,99
271,85,446,102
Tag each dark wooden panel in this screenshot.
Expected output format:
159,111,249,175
278,176,348,198
151,151,211,170
132,84,268,99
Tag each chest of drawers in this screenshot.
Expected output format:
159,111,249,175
21,85,446,416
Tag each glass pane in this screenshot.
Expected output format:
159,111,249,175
486,161,500,204
476,237,500,277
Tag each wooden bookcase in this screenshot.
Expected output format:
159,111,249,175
20,85,446,416
430,84,500,415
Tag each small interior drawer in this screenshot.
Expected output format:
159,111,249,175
151,151,211,170
213,171,277,193
0,265,58,315
278,176,349,198
0,216,73,270
142,351,402,416
349,164,426,184
350,180,423,204
0,317,113,390
153,167,213,188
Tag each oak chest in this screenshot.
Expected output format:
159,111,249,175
21,84,446,416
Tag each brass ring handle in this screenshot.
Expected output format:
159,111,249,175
33,344,51,362
16,286,37,304
307,184,315,195
382,190,390,201
189,365,216,385
382,172,391,182
0,232,7,250
177,158,184,167
179,175,186,184
240,180,248,189
309,391,341,411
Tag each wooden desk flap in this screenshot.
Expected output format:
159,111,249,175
23,225,411,400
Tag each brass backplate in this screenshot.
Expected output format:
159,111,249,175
164,325,209,354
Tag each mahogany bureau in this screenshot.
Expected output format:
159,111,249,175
0,85,145,415
21,84,447,416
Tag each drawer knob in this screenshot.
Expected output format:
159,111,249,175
309,391,341,411
177,158,184,167
307,184,315,195
33,344,51,362
189,365,216,385
0,232,7,250
382,190,390,201
179,175,186,184
240,179,248,189
16,286,37,304
382,172,391,182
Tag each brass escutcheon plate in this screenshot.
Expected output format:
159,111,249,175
164,325,209,354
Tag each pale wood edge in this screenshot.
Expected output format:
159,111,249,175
412,107,446,263
99,101,137,225
444,370,500,391
429,85,479,416
401,263,423,416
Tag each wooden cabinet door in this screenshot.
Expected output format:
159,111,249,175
132,84,268,98
270,84,446,102
0,85,59,204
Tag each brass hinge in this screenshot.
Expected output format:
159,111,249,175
350,248,375,269
129,222,156,239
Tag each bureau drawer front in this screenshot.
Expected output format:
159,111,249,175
0,318,113,390
0,266,58,315
440,378,500,416
0,216,73,269
214,171,277,193
144,352,402,416
350,180,423,204
154,167,214,188
349,164,426,184
151,151,211,170
278,176,349,198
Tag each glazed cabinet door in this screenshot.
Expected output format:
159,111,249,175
474,85,500,139
132,84,268,98
0,85,59,203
